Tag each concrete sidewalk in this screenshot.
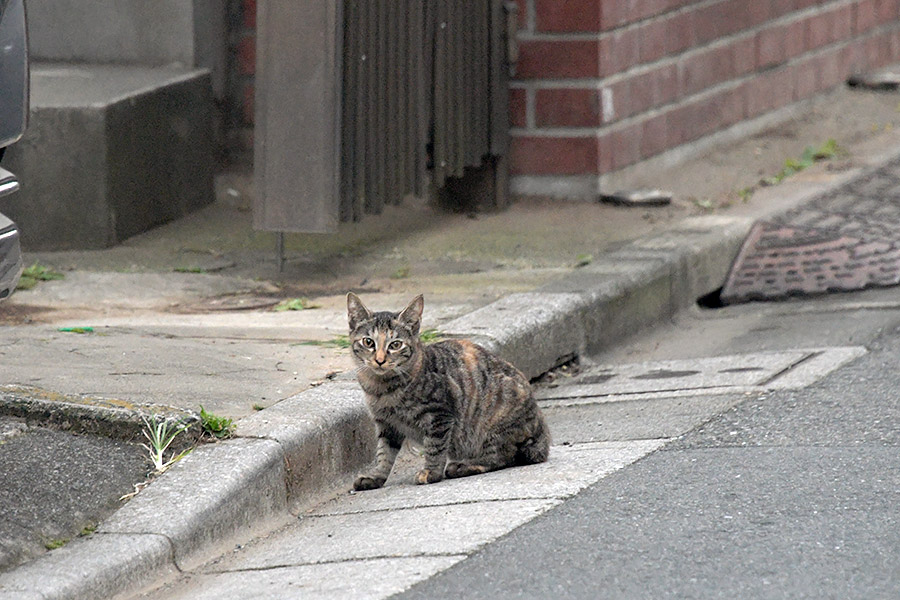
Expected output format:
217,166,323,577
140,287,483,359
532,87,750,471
1,84,900,598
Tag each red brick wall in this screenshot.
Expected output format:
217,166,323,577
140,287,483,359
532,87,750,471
511,0,900,192
231,1,900,189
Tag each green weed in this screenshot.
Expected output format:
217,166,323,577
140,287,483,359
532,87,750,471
173,266,208,274
763,139,842,186
692,198,715,212
574,254,593,268
273,297,320,312
737,187,754,202
17,262,64,290
391,266,410,279
199,405,235,440
44,539,68,550
296,335,352,349
141,415,192,474
419,328,442,343
733,139,844,206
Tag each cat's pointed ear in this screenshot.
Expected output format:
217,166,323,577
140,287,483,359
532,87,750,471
347,292,371,330
398,294,424,336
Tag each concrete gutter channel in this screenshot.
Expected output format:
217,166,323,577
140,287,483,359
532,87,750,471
1,149,898,599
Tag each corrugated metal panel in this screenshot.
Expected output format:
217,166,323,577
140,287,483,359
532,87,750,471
255,0,509,233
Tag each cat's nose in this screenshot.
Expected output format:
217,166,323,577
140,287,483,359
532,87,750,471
375,353,386,365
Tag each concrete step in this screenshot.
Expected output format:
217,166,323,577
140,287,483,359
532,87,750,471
1,63,214,250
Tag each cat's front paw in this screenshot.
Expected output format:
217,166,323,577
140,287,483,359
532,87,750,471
415,468,444,485
353,474,386,491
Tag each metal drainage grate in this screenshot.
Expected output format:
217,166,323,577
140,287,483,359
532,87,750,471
721,157,900,304
535,347,865,406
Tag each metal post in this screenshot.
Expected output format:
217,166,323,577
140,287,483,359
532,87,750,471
275,231,285,272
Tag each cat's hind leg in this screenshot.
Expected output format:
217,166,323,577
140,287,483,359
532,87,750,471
444,440,517,479
514,413,551,466
446,414,551,478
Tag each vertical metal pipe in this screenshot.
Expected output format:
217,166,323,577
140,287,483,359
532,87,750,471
275,231,285,272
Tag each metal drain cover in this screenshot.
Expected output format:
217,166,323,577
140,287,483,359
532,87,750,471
536,347,865,406
721,158,900,304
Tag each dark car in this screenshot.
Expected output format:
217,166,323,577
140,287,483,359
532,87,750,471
0,0,27,300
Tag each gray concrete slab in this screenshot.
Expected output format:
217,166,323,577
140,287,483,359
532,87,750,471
308,441,664,516
206,499,558,571
536,346,866,404
148,556,466,600
0,533,176,600
541,395,749,444
0,324,337,418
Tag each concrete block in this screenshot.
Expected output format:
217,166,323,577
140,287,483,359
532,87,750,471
630,215,750,306
541,255,677,357
3,63,214,250
209,499,558,569
26,0,228,97
163,557,465,600
440,292,588,379
0,533,175,600
99,438,288,571
236,382,377,509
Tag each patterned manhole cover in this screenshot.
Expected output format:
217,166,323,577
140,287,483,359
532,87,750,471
721,159,900,304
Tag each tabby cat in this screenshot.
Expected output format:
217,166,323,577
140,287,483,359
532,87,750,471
347,292,550,489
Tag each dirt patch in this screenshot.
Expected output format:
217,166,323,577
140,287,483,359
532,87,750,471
0,303,56,325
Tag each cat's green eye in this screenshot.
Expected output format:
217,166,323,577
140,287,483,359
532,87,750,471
361,337,375,349
388,340,403,351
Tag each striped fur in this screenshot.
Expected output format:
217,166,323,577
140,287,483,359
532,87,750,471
347,293,550,489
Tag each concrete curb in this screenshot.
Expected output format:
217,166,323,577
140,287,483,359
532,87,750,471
4,146,900,599
0,384,200,444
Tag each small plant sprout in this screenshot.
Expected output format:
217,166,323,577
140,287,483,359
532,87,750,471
199,405,235,439
141,414,191,474
295,335,352,349
273,297,320,311
391,266,411,279
17,262,64,290
574,253,593,268
419,328,442,343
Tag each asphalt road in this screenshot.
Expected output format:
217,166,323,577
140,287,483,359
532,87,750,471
0,417,147,572
398,288,900,599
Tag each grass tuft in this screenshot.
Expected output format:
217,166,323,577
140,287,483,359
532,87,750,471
419,328,443,343
141,415,192,474
295,335,352,349
17,262,64,290
273,297,320,312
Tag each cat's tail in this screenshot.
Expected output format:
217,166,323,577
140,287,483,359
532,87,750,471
515,412,551,465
